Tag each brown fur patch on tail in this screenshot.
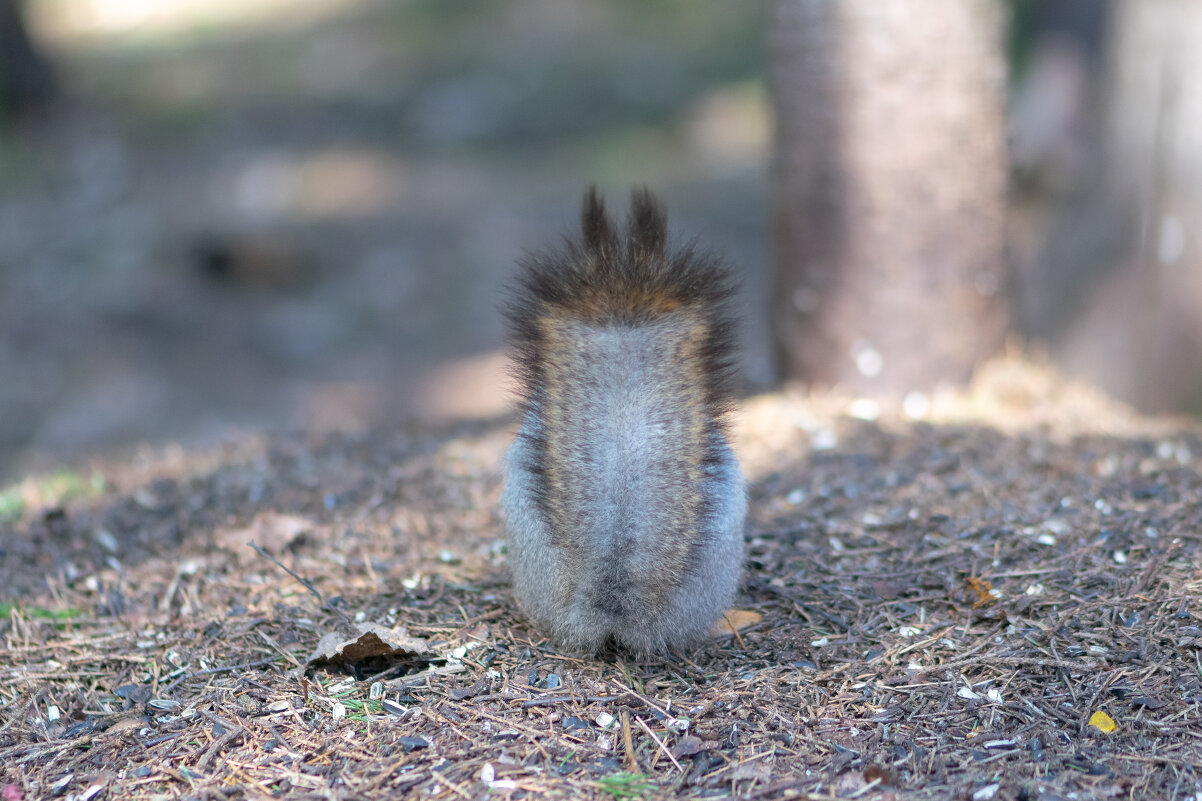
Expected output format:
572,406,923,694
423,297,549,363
505,186,738,423
581,187,617,256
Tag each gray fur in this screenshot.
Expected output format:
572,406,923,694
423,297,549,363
503,400,745,655
500,189,746,655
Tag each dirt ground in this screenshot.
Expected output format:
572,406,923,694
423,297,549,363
1,356,1200,800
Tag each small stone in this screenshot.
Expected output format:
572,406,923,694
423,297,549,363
972,782,1000,800
94,530,119,553
672,735,706,757
1130,696,1166,710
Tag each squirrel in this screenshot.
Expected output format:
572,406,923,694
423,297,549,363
501,187,746,655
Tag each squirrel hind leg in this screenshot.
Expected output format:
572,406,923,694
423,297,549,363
557,613,664,659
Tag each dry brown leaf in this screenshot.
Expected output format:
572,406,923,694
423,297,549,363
964,576,996,608
305,622,432,668
672,735,718,758
710,609,763,638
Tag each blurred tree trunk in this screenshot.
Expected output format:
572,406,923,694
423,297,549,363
0,0,55,118
1007,0,1110,340
768,0,1009,396
1050,0,1202,411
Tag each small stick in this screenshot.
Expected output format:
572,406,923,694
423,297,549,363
635,716,683,774
248,541,351,623
721,611,748,650
198,724,245,770
606,680,671,719
519,695,622,708
620,711,639,773
141,731,186,748
0,687,46,735
430,771,472,800
451,608,504,638
162,657,278,694
848,778,882,798
267,723,300,757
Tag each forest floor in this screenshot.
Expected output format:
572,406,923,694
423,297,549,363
1,355,1200,801
2,3,1201,799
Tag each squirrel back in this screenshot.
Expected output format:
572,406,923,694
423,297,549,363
502,188,746,655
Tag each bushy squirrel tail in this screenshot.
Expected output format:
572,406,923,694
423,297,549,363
505,186,738,427
502,187,745,654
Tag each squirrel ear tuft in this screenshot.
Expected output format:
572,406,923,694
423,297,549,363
581,186,617,256
627,187,667,258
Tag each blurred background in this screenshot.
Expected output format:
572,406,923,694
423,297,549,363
0,0,772,483
0,0,1197,482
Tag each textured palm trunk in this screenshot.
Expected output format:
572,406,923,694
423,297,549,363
768,0,1010,395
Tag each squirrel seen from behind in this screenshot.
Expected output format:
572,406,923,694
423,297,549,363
502,187,746,655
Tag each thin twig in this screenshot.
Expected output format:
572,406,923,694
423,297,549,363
248,540,351,623
430,771,472,799
162,657,279,694
198,723,245,770
519,695,622,708
634,716,682,774
620,711,638,773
